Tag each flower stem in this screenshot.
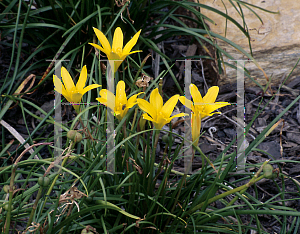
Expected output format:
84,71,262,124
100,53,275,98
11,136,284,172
153,141,169,184
26,186,43,228
226,160,270,207
78,116,93,142
147,130,160,194
193,144,218,173
183,161,270,218
4,164,17,234
184,174,266,217
164,173,188,232
159,78,163,96
122,123,131,193
122,122,128,167
41,142,73,212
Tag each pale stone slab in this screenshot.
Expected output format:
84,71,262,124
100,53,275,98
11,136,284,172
198,0,300,87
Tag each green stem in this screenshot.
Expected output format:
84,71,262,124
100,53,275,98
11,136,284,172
163,173,188,232
226,160,270,207
78,116,93,142
130,109,138,136
140,158,189,177
45,156,69,197
122,123,131,193
147,131,160,194
226,187,247,207
4,165,16,234
122,123,128,166
153,141,169,184
26,186,43,228
182,160,270,218
41,142,73,213
159,78,163,96
193,144,217,173
184,175,266,217
42,156,70,233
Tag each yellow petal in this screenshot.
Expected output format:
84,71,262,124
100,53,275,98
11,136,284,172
98,89,115,111
93,27,112,54
116,81,127,106
127,92,143,108
179,96,195,113
122,30,141,55
82,84,101,95
142,113,154,122
108,60,123,73
112,27,123,54
202,102,231,116
73,104,80,112
162,94,179,118
203,86,219,103
191,113,201,146
89,43,107,54
71,92,83,103
153,117,167,130
96,97,108,105
109,52,122,61
115,112,124,121
61,67,75,91
76,65,87,91
150,88,163,111
53,75,65,95
99,89,108,98
190,84,203,104
169,113,188,119
53,77,72,102
125,50,143,56
122,108,130,118
165,113,187,125
115,107,127,119
137,99,156,120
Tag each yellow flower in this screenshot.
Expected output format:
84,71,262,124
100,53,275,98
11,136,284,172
96,80,143,121
53,66,101,111
179,84,230,146
89,27,142,73
137,88,186,130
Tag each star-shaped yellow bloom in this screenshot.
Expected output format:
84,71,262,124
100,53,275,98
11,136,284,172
96,80,143,121
53,66,101,111
179,84,230,146
137,88,186,130
89,27,142,73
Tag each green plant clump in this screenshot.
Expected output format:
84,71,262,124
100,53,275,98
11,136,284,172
1,1,300,234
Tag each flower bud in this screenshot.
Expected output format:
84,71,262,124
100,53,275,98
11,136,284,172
74,132,83,143
67,130,83,143
38,176,51,187
139,117,146,131
4,203,13,211
263,164,273,179
81,229,93,234
67,130,77,140
3,185,10,193
162,134,174,143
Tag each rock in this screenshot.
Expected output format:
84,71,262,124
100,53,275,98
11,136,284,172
199,142,217,154
287,132,300,144
257,141,281,159
223,128,236,139
198,0,300,87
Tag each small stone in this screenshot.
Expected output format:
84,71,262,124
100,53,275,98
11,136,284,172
257,141,281,159
287,132,300,144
